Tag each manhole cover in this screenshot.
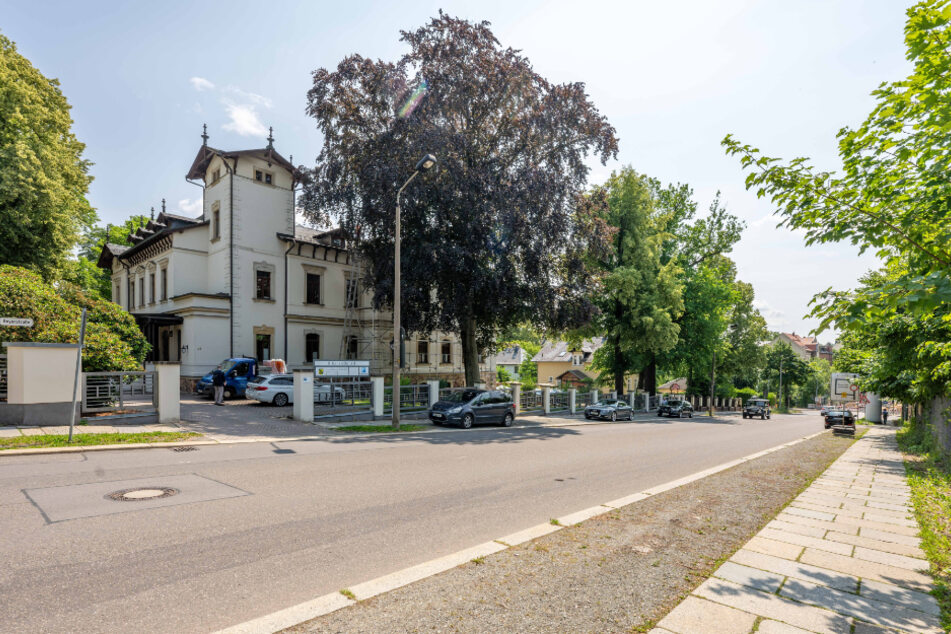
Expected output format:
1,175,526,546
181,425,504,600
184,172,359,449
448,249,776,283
106,487,180,502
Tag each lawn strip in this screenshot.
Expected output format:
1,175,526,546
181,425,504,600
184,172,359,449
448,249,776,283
897,420,951,631
0,431,201,450
284,432,854,633
333,425,428,433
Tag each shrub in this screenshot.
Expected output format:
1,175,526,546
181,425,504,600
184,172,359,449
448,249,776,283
736,387,758,404
0,265,148,371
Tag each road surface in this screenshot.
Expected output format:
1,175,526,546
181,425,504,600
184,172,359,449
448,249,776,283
0,412,822,633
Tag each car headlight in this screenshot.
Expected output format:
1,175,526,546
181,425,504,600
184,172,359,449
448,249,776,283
446,406,463,414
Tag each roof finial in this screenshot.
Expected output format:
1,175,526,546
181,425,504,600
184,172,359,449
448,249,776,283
105,223,112,244
161,198,166,213
150,206,155,221
201,123,209,146
267,126,274,149
289,154,293,165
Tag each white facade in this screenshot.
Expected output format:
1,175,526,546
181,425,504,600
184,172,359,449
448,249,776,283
99,140,465,385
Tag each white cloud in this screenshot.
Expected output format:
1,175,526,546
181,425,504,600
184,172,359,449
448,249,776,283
225,86,273,108
753,299,791,332
178,198,203,215
189,76,215,92
222,102,268,137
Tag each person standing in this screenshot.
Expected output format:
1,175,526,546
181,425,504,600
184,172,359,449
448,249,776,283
212,365,226,406
882,407,888,425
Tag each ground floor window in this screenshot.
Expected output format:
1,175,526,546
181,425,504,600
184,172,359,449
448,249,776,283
441,341,451,364
256,333,271,361
417,340,429,364
346,336,358,360
305,333,320,361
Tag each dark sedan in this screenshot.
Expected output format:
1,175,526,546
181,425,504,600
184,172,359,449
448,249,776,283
584,399,633,421
658,399,693,418
824,409,856,429
429,389,515,429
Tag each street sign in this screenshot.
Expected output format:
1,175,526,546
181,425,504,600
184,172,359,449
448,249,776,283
670,383,680,392
850,383,859,392
840,392,848,398
0,317,33,327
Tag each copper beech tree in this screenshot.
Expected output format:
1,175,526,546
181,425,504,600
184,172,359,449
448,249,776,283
300,13,618,384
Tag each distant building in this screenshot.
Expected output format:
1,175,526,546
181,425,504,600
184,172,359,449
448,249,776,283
775,332,835,363
486,345,528,380
532,338,638,392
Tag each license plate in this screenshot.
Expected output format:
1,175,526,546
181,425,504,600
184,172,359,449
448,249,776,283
432,413,444,419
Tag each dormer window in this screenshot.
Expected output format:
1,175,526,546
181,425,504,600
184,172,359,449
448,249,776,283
255,169,273,185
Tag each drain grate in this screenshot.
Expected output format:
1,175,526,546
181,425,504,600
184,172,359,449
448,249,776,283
106,487,180,502
172,446,198,452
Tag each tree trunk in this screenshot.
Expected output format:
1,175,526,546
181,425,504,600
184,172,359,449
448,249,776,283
641,357,657,395
460,315,480,386
613,336,624,395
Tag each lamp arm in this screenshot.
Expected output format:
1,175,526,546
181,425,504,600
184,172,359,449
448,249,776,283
396,170,420,207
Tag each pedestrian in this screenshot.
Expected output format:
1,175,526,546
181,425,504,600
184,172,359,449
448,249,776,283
882,407,888,425
212,365,226,406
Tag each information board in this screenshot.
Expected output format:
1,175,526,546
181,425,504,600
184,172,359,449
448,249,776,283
314,359,370,377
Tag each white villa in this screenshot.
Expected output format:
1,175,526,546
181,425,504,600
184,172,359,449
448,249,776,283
97,130,465,388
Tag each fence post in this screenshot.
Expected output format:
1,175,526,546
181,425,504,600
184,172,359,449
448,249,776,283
427,380,440,407
542,386,551,415
628,392,636,408
155,362,180,423
293,367,314,422
511,382,521,415
569,388,577,414
371,377,384,418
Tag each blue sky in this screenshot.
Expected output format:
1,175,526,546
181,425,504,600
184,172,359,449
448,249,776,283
4,1,913,336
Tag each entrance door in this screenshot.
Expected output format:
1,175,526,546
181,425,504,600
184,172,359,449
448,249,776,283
256,334,271,361
161,331,170,361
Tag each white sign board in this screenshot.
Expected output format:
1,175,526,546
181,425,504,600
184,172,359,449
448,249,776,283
314,359,370,377
830,372,860,402
0,317,33,327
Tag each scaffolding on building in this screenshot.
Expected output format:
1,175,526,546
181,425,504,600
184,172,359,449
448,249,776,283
339,256,390,376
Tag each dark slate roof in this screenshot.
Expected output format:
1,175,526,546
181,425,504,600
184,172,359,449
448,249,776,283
532,338,605,363
556,369,591,382
488,346,527,366
278,225,349,249
96,211,205,269
186,145,301,181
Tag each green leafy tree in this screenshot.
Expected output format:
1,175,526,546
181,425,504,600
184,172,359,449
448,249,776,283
761,342,811,408
587,168,683,394
496,366,512,383
0,34,96,278
64,215,149,298
0,265,148,370
800,358,833,406
300,13,618,385
719,281,769,389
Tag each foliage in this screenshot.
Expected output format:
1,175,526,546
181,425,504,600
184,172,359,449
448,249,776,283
0,265,148,371
300,12,618,385
66,215,149,298
586,168,683,393
735,387,759,404
723,1,951,404
761,342,811,407
897,418,951,628
496,366,512,383
0,34,96,278
799,358,833,406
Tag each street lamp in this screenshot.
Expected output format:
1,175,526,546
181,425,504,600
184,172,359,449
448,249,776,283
392,154,437,430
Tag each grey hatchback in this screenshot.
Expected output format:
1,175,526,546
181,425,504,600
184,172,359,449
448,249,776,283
429,388,516,429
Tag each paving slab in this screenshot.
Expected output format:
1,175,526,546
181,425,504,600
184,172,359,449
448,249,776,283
730,548,858,593
756,620,814,633
656,595,757,634
0,428,22,438
800,546,933,592
757,527,854,556
783,505,836,522
712,561,785,593
743,535,803,560
831,514,921,537
859,527,922,548
766,518,828,538
860,578,941,617
824,531,926,559
853,546,929,571
776,512,858,535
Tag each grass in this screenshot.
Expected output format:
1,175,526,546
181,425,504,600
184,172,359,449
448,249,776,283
0,431,201,451
896,419,951,631
339,588,356,601
334,424,428,433
550,518,562,526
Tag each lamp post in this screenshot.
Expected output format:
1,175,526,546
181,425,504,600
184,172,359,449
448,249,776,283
392,154,437,430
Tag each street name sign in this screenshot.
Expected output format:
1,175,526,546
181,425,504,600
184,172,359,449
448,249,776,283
0,317,33,327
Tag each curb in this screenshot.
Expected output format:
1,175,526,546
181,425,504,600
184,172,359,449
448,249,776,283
213,429,830,634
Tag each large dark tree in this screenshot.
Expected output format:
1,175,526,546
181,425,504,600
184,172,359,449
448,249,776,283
300,13,618,384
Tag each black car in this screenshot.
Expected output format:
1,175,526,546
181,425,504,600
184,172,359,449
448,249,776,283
584,399,634,421
429,389,515,429
824,409,856,429
743,398,771,420
658,399,693,418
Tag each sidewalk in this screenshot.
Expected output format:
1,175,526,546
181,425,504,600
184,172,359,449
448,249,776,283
0,423,179,437
653,426,942,634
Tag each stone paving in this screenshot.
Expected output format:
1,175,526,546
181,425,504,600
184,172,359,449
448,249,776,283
653,426,942,634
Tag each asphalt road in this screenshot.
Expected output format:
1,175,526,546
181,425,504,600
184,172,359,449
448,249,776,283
0,411,823,633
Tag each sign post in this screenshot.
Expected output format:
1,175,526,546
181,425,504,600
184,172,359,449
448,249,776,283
68,309,87,442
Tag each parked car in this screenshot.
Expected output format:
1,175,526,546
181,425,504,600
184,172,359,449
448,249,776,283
585,399,634,421
428,388,515,428
196,357,260,400
824,409,856,429
244,374,345,406
743,398,771,420
658,399,693,418
819,406,830,416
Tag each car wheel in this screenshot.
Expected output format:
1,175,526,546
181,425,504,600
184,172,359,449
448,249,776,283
432,420,443,426
224,387,235,400
501,412,514,427
610,411,617,422
688,412,693,418
761,413,766,420
461,413,474,429
627,411,633,421
273,392,289,407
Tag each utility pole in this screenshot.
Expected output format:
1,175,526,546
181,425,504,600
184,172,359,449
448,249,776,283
778,356,784,411
708,347,716,417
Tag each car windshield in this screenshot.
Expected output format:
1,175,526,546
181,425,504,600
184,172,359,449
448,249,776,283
749,400,767,406
666,400,683,406
218,359,236,373
594,400,619,407
443,389,482,403
248,376,268,384
827,410,846,415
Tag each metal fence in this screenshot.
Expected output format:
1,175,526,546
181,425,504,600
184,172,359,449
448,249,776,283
519,389,544,413
576,390,596,408
313,377,373,420
383,384,431,414
82,371,156,413
550,390,570,412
